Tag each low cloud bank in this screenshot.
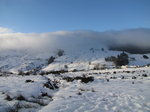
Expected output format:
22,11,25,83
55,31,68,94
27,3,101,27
0,27,13,33
0,28,150,53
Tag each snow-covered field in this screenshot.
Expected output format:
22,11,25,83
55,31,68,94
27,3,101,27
0,48,150,112
40,67,150,112
0,66,150,112
0,74,59,112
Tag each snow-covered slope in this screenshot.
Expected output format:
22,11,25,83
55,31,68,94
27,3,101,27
40,67,150,112
0,48,149,112
0,48,150,73
0,66,150,112
0,29,150,112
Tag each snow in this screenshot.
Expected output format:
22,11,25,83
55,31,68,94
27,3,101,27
0,48,150,112
0,75,58,112
42,49,150,72
0,47,150,73
0,66,149,112
40,67,150,112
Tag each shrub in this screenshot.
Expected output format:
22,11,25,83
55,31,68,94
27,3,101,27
63,76,94,83
105,52,129,66
78,76,94,83
132,76,136,79
57,49,64,57
130,57,136,61
43,79,59,90
64,65,68,69
143,55,149,59
48,70,68,74
105,56,116,61
16,95,26,101
142,74,148,77
48,56,55,64
101,48,104,51
114,52,129,66
90,48,94,53
72,69,77,72
5,94,13,101
77,92,82,95
25,79,34,83
89,61,91,65
63,77,74,82
41,93,52,99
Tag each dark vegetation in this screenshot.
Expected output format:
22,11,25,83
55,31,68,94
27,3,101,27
47,49,64,65
25,79,34,83
5,94,13,101
40,70,68,75
57,49,64,57
143,55,149,59
77,92,82,95
109,45,150,54
132,76,136,79
90,48,105,53
63,76,94,83
142,74,148,77
18,67,42,76
5,94,26,101
4,77,58,111
48,56,55,64
0,71,13,76
17,69,68,76
43,79,59,90
16,95,26,101
105,52,129,66
41,93,52,99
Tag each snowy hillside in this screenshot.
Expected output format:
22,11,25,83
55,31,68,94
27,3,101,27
0,29,150,112
0,47,150,112
0,66,150,112
0,48,150,73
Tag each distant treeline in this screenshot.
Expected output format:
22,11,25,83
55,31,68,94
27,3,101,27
109,45,150,54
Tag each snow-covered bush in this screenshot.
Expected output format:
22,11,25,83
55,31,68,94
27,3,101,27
48,56,55,64
43,79,59,90
57,49,64,57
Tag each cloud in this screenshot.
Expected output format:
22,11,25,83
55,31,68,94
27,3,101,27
0,27,13,33
0,28,150,53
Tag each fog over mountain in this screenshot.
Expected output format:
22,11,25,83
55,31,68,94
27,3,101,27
0,28,150,53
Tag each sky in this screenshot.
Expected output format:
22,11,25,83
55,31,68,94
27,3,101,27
0,0,150,33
